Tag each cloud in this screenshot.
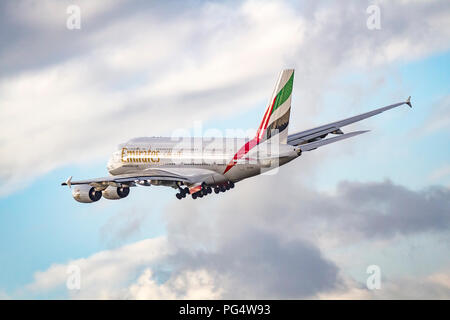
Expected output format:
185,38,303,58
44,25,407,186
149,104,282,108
164,170,450,250
24,224,341,299
420,95,450,136
1,0,450,194
0,0,126,76
0,290,9,300
23,172,450,299
166,228,340,299
100,207,148,247
126,269,223,300
303,179,450,241
26,237,172,299
318,268,450,299
429,165,450,186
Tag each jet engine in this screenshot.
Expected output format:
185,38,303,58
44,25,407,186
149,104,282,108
72,185,102,203
102,186,130,200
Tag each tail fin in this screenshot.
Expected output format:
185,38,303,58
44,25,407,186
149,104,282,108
256,69,294,144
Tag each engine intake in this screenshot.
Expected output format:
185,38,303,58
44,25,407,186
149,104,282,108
72,185,102,203
102,186,130,200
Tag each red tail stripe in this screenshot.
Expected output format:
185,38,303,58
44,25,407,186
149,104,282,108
223,94,278,174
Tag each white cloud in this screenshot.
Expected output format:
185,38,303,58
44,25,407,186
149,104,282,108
25,235,223,299
27,237,172,298
127,269,222,300
429,165,450,184
317,268,450,299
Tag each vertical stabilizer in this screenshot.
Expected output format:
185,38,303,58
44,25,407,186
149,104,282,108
255,69,294,144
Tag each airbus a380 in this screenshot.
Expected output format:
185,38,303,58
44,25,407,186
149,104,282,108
62,69,412,202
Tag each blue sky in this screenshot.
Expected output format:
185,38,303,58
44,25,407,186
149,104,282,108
313,51,450,191
0,0,449,299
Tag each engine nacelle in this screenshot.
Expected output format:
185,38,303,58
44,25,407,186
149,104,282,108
102,186,130,200
72,185,102,203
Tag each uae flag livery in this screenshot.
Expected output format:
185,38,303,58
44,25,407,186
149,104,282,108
257,69,294,144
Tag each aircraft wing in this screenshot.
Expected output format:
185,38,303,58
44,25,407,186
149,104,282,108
61,168,218,189
287,97,411,146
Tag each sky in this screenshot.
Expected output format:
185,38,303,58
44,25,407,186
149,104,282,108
0,0,449,299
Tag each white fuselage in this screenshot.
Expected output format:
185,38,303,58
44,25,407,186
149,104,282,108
107,137,300,184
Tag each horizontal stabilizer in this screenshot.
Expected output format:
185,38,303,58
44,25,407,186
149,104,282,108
295,130,369,152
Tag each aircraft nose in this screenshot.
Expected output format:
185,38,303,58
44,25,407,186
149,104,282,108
107,150,124,173
107,152,119,172
107,157,114,172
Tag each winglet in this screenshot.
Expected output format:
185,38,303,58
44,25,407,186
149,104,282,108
406,96,412,108
62,176,72,188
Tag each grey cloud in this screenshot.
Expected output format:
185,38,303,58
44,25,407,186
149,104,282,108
126,175,449,299
168,228,340,298
164,162,450,257
150,173,448,298
293,179,450,241
333,180,450,238
100,207,148,248
0,0,136,76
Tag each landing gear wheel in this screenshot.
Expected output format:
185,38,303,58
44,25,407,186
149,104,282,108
214,187,220,194
176,193,182,199
202,189,208,196
192,193,197,199
220,185,226,192
229,182,235,189
207,187,212,194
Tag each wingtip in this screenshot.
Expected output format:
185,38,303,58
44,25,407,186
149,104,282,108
406,96,412,108
63,176,72,188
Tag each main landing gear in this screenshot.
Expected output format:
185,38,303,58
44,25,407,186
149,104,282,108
175,182,235,200
175,186,189,199
191,184,212,200
214,181,234,194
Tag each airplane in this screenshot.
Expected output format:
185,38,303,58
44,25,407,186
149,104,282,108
62,69,412,202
